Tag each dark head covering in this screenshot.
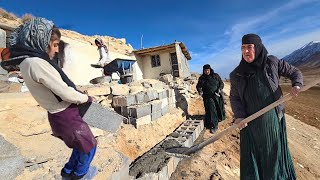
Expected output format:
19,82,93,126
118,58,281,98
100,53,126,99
238,33,269,75
242,34,262,45
95,37,108,53
203,64,211,70
9,17,53,52
202,64,214,78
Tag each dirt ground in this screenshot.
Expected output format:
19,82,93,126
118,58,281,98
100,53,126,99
0,92,186,180
0,82,320,180
281,85,320,130
171,109,241,180
171,83,320,180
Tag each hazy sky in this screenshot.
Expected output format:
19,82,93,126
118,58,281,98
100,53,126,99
2,0,320,78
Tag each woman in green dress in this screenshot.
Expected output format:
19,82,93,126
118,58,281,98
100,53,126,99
230,34,303,180
197,64,225,134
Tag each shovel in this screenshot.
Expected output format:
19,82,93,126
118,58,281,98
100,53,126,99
165,78,320,156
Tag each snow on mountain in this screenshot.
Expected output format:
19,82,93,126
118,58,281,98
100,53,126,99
283,41,320,67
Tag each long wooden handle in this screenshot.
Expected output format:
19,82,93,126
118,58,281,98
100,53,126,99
184,79,320,155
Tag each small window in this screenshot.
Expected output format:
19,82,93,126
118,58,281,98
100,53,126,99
151,55,161,67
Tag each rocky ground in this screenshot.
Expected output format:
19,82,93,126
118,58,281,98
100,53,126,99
171,83,320,180
0,81,319,180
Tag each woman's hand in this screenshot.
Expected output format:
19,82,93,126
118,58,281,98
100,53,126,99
234,118,247,130
291,86,301,97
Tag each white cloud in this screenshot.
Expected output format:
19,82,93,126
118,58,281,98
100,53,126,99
267,29,320,58
190,0,320,79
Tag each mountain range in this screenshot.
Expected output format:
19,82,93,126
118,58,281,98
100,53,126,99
283,41,320,68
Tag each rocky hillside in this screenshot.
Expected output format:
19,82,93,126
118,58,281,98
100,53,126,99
0,8,137,85
283,41,320,68
0,8,134,56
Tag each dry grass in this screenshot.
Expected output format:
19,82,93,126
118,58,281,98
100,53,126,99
0,8,18,20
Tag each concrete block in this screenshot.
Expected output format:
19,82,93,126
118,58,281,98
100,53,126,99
134,115,152,128
178,126,188,131
191,120,204,130
150,81,163,90
167,136,192,147
188,125,200,138
129,86,145,94
158,164,169,180
178,136,193,147
166,88,175,98
80,102,125,133
161,98,168,108
157,90,167,99
113,95,136,107
144,90,158,102
150,100,162,112
151,110,162,121
135,92,146,104
161,105,169,116
189,121,204,136
86,86,111,96
128,104,151,118
111,84,130,96
185,130,197,143
120,106,128,117
176,129,185,135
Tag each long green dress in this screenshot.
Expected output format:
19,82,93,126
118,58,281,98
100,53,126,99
202,75,219,129
240,70,296,180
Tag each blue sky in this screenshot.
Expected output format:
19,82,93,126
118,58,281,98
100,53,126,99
1,0,320,78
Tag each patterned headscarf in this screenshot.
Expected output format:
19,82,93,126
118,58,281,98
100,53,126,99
9,17,53,52
94,37,108,53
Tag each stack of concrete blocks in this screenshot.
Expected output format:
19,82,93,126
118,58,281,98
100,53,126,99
166,118,204,148
167,88,176,109
135,118,204,180
112,83,177,128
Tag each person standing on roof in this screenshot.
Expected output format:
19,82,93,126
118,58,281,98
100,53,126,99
95,37,111,67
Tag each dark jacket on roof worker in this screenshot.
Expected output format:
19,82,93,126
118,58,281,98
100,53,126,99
8,17,97,179
230,33,303,179
196,64,225,134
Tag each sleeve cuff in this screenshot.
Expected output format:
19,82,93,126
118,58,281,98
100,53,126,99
292,82,302,87
87,96,93,103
